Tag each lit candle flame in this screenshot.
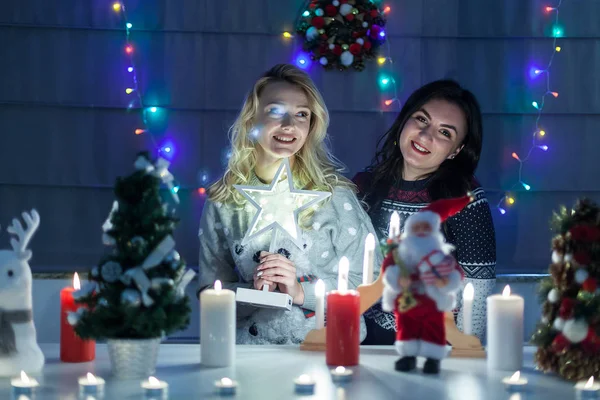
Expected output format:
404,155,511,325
585,376,594,389
510,371,520,382
502,285,511,297
335,366,346,374
298,374,311,383
20,371,29,383
73,272,81,290
221,377,233,386
87,372,97,383
148,376,160,386
463,282,474,300
315,279,325,298
214,280,222,291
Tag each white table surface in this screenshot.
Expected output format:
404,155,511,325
0,344,585,400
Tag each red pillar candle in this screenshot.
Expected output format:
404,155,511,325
60,273,95,362
326,257,360,367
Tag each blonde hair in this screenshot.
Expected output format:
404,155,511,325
209,64,355,224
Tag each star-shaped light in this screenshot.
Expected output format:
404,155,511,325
233,158,331,249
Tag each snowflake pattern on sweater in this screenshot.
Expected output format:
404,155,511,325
353,172,497,343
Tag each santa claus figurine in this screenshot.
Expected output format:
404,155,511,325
381,195,471,374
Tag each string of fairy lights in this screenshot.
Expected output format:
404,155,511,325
111,2,184,195
496,1,565,215
110,1,564,207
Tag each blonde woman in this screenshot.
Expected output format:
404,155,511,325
198,64,382,344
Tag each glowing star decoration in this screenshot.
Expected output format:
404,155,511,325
233,158,331,249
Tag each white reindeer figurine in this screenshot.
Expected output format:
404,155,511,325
0,210,44,376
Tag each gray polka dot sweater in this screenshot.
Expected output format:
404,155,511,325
197,175,383,345
353,172,497,343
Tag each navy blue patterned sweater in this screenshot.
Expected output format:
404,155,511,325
353,172,497,344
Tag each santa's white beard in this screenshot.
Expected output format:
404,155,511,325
399,233,452,266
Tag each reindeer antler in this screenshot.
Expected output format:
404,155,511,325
7,209,40,259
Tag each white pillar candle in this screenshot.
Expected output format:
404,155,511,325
389,211,400,239
462,282,475,335
362,233,376,285
338,257,349,292
200,280,236,367
487,285,524,370
315,279,325,329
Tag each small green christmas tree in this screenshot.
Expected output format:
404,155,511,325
72,152,192,339
531,198,600,381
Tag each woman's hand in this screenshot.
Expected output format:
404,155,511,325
256,251,304,305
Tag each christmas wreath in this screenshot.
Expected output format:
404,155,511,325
296,0,387,71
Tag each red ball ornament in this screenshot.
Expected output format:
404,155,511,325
582,277,598,293
331,45,343,56
349,43,362,55
321,34,328,40
311,16,326,29
370,24,382,39
345,13,355,21
318,44,329,54
559,298,576,319
551,334,570,352
325,5,337,17
570,225,600,242
370,10,379,18
574,251,592,265
363,40,372,50
309,3,317,10
582,328,600,353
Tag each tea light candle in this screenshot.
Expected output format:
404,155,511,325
78,372,105,395
294,374,315,394
502,371,528,391
141,376,168,397
330,366,353,383
315,279,325,330
462,282,475,335
576,377,600,398
215,377,237,396
11,371,39,396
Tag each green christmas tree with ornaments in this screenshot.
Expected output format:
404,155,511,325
531,198,600,381
71,152,193,340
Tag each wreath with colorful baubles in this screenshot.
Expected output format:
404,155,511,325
296,0,387,71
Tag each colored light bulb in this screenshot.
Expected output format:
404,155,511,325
539,145,549,151
377,57,386,65
126,22,132,29
550,91,558,98
507,197,515,205
521,182,531,191
125,45,133,54
383,6,391,13
511,152,520,161
283,32,293,38
134,129,145,135
127,67,134,72
384,99,394,106
113,3,122,12
499,207,506,215
302,11,310,17
125,88,134,94
539,130,546,137
532,101,539,109
555,46,561,52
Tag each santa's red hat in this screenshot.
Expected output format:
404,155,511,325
404,194,473,233
422,194,473,222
